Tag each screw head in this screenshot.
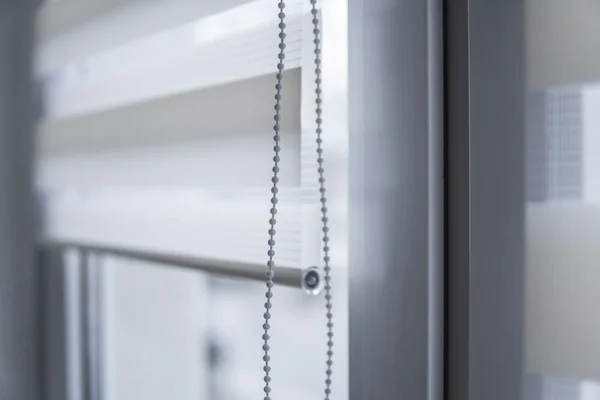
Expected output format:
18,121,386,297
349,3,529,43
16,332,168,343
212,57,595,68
302,266,323,295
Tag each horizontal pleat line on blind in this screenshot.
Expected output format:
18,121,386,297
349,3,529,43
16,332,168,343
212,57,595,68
41,189,324,268
40,18,305,121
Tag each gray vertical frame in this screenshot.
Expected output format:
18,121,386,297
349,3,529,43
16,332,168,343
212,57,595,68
81,252,104,400
444,0,470,398
39,248,70,400
0,1,39,399
348,0,444,398
446,0,526,400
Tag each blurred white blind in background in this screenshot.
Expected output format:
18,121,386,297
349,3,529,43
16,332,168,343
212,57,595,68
35,0,349,399
36,0,325,268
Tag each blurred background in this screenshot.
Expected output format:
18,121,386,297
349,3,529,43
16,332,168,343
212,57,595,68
1,0,600,400
522,1,600,397
33,0,349,399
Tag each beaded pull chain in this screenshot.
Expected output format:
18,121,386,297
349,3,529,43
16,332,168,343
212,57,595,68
262,1,333,399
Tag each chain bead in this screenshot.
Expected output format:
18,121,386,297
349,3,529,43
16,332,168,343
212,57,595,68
262,3,333,400
261,4,287,399
309,2,334,399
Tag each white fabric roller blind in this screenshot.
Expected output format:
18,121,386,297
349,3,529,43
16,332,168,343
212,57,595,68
35,1,349,399
36,0,325,268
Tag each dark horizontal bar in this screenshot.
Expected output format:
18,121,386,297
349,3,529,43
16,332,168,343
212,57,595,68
38,238,309,289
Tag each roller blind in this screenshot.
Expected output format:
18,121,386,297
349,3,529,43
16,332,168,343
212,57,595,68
36,0,334,270
35,2,349,400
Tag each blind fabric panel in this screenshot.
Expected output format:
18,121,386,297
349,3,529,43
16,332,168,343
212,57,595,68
42,189,322,268
36,0,339,272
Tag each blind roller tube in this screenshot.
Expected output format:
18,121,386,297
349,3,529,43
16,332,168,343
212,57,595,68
39,238,315,290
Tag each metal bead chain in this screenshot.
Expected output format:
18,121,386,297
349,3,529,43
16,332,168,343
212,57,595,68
262,2,286,400
310,2,334,399
264,2,333,399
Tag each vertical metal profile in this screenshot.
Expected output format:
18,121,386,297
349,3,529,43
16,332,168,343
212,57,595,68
444,0,471,398
445,0,526,399
80,251,104,400
427,1,444,398
38,248,69,400
348,0,444,398
80,251,94,400
0,1,38,399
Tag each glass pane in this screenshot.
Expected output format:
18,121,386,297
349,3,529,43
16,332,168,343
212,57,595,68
524,1,600,399
463,1,600,399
